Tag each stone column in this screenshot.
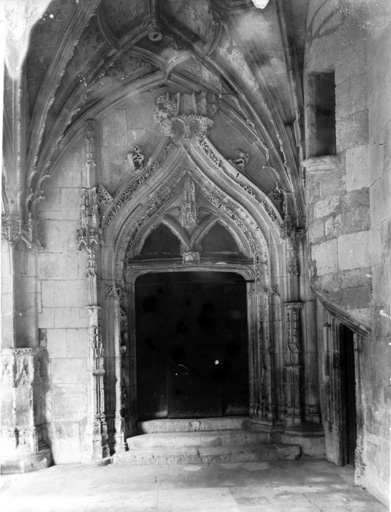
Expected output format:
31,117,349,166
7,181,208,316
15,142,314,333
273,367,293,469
105,286,126,452
284,301,304,427
257,286,275,425
247,281,260,417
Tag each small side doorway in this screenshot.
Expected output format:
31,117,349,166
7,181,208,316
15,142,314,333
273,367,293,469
135,271,249,421
339,324,357,466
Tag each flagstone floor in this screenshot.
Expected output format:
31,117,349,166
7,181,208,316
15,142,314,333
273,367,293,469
0,459,387,512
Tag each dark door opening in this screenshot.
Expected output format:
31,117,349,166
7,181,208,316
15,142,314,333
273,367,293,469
340,324,357,466
135,271,249,420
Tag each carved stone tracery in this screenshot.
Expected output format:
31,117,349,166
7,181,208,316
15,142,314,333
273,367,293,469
181,177,197,228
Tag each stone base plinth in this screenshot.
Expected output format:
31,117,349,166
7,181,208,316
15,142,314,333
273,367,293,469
1,447,52,474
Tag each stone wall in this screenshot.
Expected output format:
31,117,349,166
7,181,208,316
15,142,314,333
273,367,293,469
363,4,391,502
37,139,90,464
303,0,391,504
304,0,371,328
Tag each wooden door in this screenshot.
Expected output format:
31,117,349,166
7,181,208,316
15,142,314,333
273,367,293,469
136,272,249,420
340,324,357,465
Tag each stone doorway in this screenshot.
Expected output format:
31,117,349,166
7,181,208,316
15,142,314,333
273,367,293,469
339,324,357,466
135,271,249,421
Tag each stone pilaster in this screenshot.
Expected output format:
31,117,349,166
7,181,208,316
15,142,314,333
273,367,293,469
78,119,109,461
284,302,304,428
0,347,51,473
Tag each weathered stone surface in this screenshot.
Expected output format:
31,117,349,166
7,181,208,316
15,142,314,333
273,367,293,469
102,108,127,147
1,449,51,474
336,110,369,151
138,417,250,434
311,239,338,275
66,329,88,357
337,230,371,271
38,253,79,280
52,307,89,329
50,359,85,384
46,328,67,358
336,75,368,122
312,195,339,221
127,430,269,450
308,219,324,243
42,280,86,308
49,421,82,464
346,144,370,191
113,439,301,465
51,384,87,421
371,172,391,226
42,220,78,252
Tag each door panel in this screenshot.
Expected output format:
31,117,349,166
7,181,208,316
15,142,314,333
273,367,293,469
136,272,248,420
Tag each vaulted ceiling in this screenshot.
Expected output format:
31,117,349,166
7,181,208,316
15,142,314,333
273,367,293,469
3,0,309,228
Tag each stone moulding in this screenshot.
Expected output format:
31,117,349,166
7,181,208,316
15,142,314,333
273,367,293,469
25,1,102,192
196,135,282,228
301,155,341,173
102,162,160,228
312,287,371,337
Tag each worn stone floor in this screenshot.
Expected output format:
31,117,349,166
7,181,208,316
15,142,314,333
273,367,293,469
0,459,387,512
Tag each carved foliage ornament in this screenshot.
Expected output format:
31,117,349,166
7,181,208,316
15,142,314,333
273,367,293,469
199,183,267,282
228,150,249,172
197,136,280,226
154,92,217,141
1,213,34,248
77,187,103,253
103,160,160,228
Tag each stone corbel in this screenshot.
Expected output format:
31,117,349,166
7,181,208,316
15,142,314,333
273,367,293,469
1,213,35,249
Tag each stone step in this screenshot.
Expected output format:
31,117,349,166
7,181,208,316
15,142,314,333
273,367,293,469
127,430,270,450
138,416,250,434
112,443,301,466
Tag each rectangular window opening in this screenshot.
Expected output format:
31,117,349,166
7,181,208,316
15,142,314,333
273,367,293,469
315,72,336,156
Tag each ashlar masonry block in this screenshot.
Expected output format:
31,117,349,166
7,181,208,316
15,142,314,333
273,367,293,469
66,329,89,358
313,195,339,220
371,172,391,227
42,280,86,308
337,231,371,270
53,308,89,329
311,239,338,276
38,253,79,280
346,144,370,191
46,329,67,358
50,358,85,385
337,110,369,152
